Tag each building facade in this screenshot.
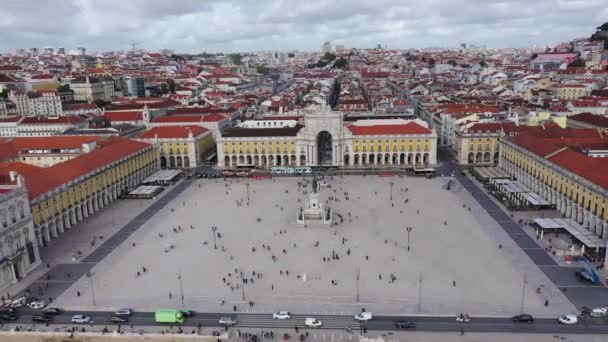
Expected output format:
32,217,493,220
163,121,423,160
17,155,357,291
217,109,437,168
136,126,214,169
0,178,41,290
10,91,62,116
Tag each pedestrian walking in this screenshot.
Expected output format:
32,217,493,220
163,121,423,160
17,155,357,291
169,293,172,299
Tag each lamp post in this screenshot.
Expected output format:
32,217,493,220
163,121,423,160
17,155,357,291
406,226,413,251
356,268,360,303
211,226,217,249
86,271,96,306
418,272,422,313
245,182,250,202
389,181,394,201
178,270,185,307
520,274,526,313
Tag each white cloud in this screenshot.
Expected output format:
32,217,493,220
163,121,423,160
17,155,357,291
0,0,605,52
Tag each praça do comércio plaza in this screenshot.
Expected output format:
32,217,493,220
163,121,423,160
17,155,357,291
2,18,608,339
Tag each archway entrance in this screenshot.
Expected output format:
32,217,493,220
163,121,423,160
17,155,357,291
317,131,333,165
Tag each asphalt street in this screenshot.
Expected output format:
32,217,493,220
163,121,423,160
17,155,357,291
6,310,608,334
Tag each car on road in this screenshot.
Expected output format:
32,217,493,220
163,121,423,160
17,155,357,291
304,318,323,328
32,315,52,323
394,320,416,329
8,296,26,308
0,313,17,321
590,308,608,318
558,314,578,325
110,316,129,323
71,315,93,324
219,317,237,326
272,311,291,320
0,307,16,315
181,310,195,318
29,300,45,309
512,314,534,323
42,307,61,315
354,312,373,321
114,308,132,317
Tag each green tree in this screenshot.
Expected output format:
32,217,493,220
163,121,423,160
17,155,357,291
287,53,295,58
228,53,243,65
479,61,487,67
167,79,177,93
160,83,169,95
0,88,9,98
447,60,457,67
57,84,71,92
427,58,435,67
530,53,538,60
256,66,271,75
597,22,608,31
568,59,586,68
323,52,336,61
333,57,348,69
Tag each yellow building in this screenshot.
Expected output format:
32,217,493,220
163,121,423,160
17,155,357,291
217,113,437,168
454,122,504,165
499,127,608,248
0,137,158,247
137,125,214,169
553,84,588,100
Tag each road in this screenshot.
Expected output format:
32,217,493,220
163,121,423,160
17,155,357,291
6,309,608,334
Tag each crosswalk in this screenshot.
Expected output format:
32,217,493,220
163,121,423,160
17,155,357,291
235,314,361,330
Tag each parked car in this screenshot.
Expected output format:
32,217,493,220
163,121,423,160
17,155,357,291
558,314,578,325
114,308,132,317
29,301,45,309
33,315,52,323
354,312,373,321
71,315,93,324
512,314,534,323
41,307,61,315
219,317,237,326
110,316,129,323
272,311,291,320
9,297,26,308
590,308,608,318
395,320,416,329
304,318,323,328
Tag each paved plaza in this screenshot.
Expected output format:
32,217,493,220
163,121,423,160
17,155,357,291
54,175,576,316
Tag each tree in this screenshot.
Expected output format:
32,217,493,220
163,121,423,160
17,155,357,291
568,59,586,68
427,58,435,67
597,22,608,31
530,53,538,60
167,79,177,93
287,53,295,58
256,66,271,75
323,52,336,61
57,84,71,92
333,58,348,69
479,61,487,67
0,88,8,99
160,83,169,95
228,53,243,65
447,60,457,67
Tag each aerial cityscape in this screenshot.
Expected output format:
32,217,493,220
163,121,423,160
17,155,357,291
1,1,608,341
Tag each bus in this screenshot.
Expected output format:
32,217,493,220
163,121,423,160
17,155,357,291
271,166,312,175
155,310,185,324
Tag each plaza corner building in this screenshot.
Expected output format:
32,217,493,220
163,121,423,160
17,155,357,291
499,127,608,265
0,136,158,264
217,110,437,168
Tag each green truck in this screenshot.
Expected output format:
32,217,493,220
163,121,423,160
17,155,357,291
155,309,185,324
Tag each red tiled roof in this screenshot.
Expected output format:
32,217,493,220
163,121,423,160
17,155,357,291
4,136,102,152
21,116,84,125
103,111,143,122
0,138,151,199
569,112,608,128
152,113,227,123
0,116,23,123
347,122,432,135
139,125,208,139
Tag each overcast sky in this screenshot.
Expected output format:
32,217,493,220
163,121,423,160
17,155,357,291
1,0,607,53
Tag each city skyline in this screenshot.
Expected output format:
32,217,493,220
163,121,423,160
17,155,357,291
1,0,608,53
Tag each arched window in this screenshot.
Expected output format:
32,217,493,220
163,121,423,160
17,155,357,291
9,206,16,223
18,202,25,219
0,211,7,228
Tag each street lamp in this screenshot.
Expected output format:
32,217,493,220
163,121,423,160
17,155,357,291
178,270,185,307
389,181,394,201
245,182,250,202
418,272,422,313
86,271,96,306
356,269,360,303
520,274,527,313
211,226,218,249
406,226,413,251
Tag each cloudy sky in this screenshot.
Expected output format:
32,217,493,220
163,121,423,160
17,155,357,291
1,0,607,53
